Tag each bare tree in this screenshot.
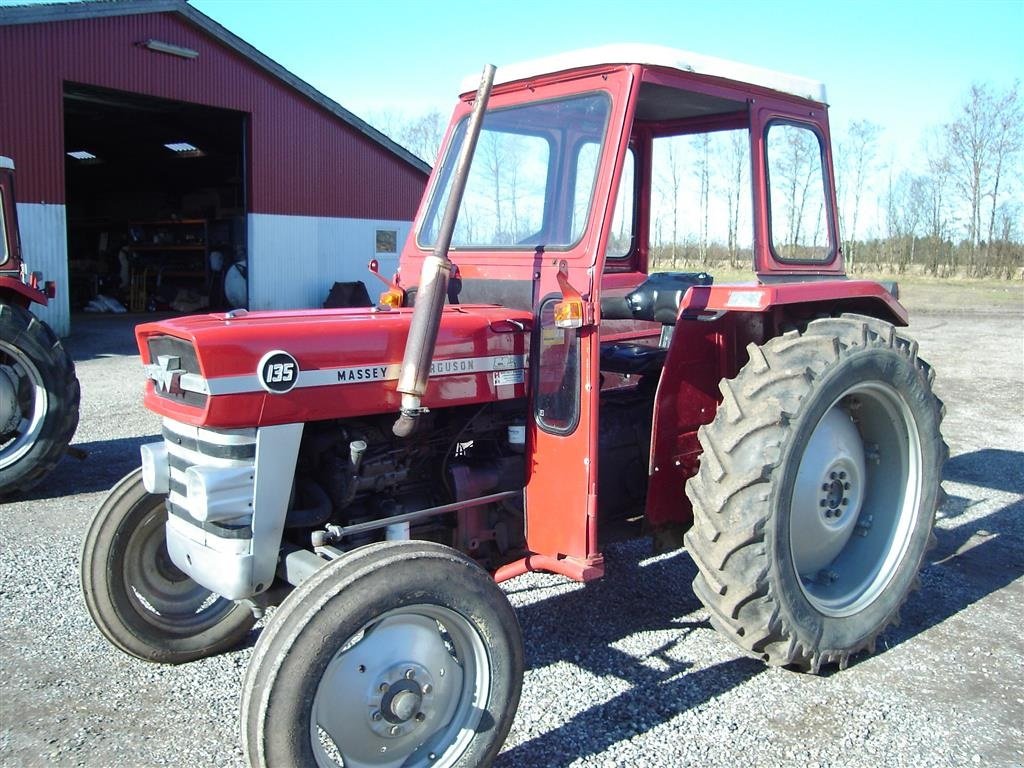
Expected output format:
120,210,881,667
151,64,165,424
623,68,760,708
838,120,882,268
717,131,747,268
942,81,1023,253
367,109,448,165
693,133,711,264
655,138,684,266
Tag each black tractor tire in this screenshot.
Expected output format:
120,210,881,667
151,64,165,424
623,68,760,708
241,540,524,768
684,314,946,673
0,302,80,497
80,468,256,663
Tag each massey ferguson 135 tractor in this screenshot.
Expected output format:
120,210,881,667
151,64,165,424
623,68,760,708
1,157,80,497
81,46,945,767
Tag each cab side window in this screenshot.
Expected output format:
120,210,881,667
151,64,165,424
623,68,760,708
765,121,833,262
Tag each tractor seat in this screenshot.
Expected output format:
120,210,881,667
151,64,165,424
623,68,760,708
599,272,713,376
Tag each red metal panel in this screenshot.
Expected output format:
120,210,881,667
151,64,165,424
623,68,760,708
135,304,531,429
0,13,426,215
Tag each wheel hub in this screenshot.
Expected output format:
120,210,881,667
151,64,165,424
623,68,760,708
790,383,923,617
368,663,435,738
0,364,20,434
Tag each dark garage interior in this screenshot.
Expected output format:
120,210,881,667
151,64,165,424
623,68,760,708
63,83,248,313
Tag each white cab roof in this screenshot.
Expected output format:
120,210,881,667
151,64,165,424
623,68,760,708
461,43,827,104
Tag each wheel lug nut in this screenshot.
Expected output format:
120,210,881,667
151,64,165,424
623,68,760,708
843,482,851,490
416,712,426,722
378,683,389,693
842,497,849,505
389,725,400,736
372,711,382,722
830,472,837,480
405,668,415,680
820,499,827,507
839,471,846,480
822,483,830,491
421,683,432,694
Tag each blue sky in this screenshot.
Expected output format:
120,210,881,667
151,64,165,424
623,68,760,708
185,0,1023,169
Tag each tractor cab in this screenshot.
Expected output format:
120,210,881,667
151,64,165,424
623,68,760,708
395,45,905,575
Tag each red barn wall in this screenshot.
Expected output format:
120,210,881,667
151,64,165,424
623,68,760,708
0,12,426,217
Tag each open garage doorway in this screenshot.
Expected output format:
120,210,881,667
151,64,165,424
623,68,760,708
63,83,248,318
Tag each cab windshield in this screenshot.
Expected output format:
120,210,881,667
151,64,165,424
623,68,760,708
418,92,611,250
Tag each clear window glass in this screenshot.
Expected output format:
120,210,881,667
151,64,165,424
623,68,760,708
419,93,611,250
606,148,635,259
0,188,8,266
648,130,751,270
766,122,832,262
534,299,580,434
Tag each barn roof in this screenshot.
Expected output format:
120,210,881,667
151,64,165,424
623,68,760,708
0,0,431,174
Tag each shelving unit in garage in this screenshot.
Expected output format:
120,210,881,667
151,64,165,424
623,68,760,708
126,218,209,311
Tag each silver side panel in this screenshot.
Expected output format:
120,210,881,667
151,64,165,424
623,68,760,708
160,419,303,600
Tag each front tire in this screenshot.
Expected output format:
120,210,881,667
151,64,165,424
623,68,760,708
684,314,946,672
0,302,80,496
241,540,524,768
80,469,256,663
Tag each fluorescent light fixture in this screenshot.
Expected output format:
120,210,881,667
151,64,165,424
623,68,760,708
67,150,98,161
142,39,199,60
164,142,205,158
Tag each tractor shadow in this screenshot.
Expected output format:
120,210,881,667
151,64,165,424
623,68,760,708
495,544,763,766
865,448,1024,661
19,434,155,500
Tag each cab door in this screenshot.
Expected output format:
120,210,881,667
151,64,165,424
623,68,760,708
522,68,638,578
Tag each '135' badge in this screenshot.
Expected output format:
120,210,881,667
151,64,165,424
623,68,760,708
258,350,299,394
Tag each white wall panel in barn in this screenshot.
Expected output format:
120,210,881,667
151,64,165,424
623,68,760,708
247,213,410,311
16,202,70,337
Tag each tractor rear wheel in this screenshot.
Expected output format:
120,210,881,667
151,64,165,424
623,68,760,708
81,468,256,663
0,302,79,496
684,314,946,672
241,540,523,768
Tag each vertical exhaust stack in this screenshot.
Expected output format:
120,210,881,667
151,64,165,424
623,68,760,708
393,64,496,438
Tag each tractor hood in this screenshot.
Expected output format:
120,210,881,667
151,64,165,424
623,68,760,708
136,305,532,429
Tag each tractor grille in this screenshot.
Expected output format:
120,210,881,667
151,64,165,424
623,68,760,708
162,419,256,540
147,335,207,407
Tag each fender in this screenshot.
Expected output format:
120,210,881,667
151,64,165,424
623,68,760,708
680,279,907,326
0,275,48,309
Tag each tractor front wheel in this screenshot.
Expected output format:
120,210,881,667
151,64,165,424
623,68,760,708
241,540,524,768
684,314,946,672
80,468,256,663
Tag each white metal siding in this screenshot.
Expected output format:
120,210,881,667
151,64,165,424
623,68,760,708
15,202,69,337
247,213,410,311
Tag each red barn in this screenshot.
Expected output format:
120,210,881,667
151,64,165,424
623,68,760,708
0,0,430,335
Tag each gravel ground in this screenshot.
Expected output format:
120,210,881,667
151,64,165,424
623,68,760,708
1,305,1022,768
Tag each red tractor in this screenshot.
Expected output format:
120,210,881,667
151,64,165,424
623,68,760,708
81,46,945,767
0,157,80,497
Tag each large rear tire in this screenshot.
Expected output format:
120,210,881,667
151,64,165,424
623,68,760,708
0,302,80,496
241,540,524,768
684,314,946,672
81,468,256,663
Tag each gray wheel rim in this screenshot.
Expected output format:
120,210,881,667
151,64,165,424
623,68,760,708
0,339,48,470
790,382,923,617
310,604,490,768
121,505,237,633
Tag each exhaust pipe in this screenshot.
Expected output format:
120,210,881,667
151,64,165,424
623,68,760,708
393,64,497,438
